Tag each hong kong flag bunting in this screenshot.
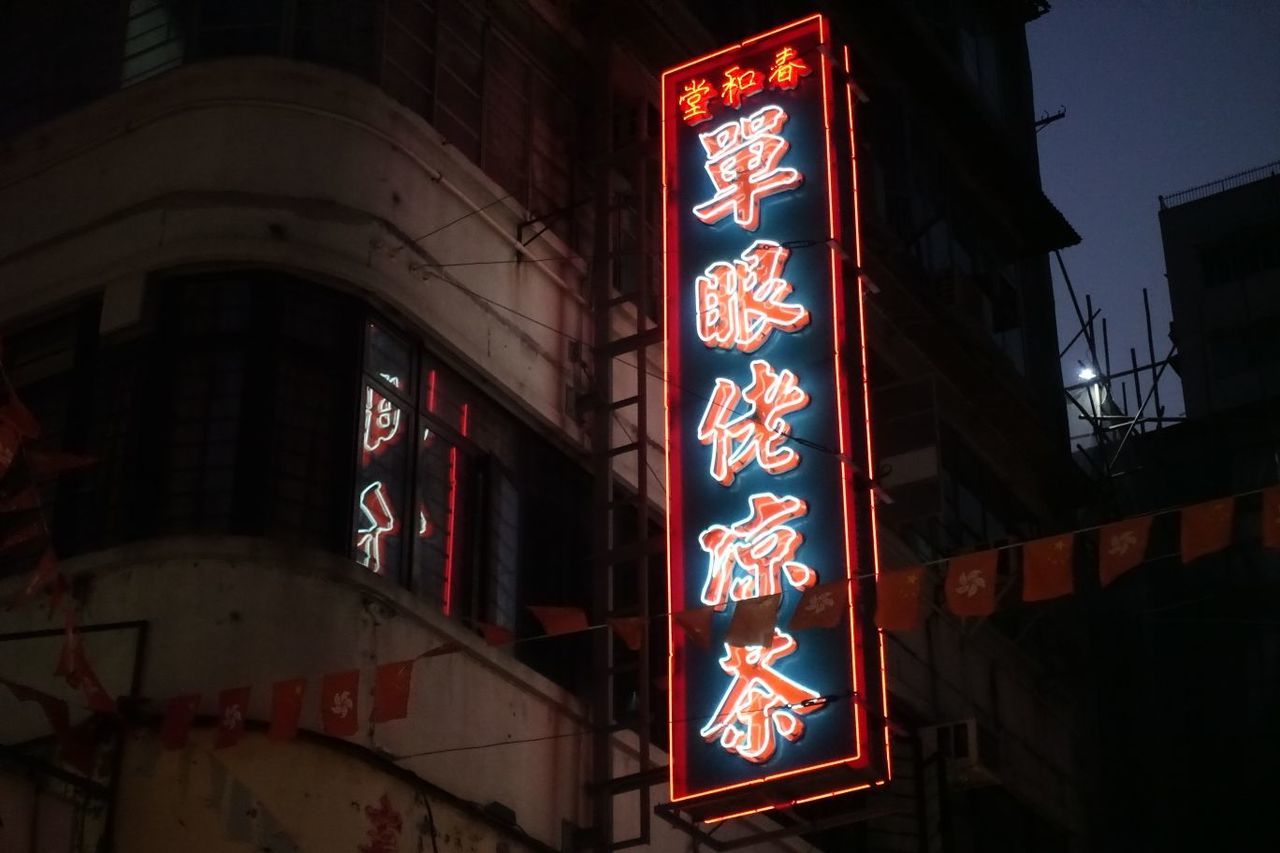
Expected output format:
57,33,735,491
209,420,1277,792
945,551,997,617
1261,486,1280,550
320,669,360,737
725,593,780,647
606,616,645,651
371,660,414,723
674,605,715,650
876,567,923,630
268,678,306,741
788,581,847,631
215,686,250,749
1098,515,1152,587
1180,497,1234,564
160,694,200,750
1022,534,1074,602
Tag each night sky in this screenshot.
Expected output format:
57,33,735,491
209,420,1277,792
1028,1,1280,420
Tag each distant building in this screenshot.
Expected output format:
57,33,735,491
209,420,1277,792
0,2,1089,851
1159,160,1280,417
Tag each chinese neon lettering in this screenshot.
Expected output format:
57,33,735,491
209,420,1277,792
692,105,802,231
678,78,716,125
700,629,825,763
720,65,763,109
697,359,809,486
418,502,434,539
698,491,815,608
356,481,399,574
767,46,811,90
363,387,403,462
696,240,809,353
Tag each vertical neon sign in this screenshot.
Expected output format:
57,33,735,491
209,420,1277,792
662,14,889,819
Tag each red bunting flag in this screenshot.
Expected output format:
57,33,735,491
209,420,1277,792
371,660,414,723
60,715,110,775
319,670,360,736
2,679,69,735
268,678,306,741
1181,497,1234,564
215,687,250,749
725,594,781,647
1098,515,1152,587
1022,534,1074,602
1262,486,1280,550
674,605,714,650
606,616,645,651
0,422,19,478
0,398,41,439
876,567,924,630
160,694,201,750
789,581,848,631
477,622,515,646
13,549,58,606
77,654,116,714
527,605,590,636
0,485,41,513
25,450,96,481
53,609,80,683
945,551,997,617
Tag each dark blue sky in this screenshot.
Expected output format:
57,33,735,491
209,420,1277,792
1028,1,1280,418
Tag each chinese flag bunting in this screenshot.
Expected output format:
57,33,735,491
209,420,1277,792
13,548,58,606
477,622,515,646
945,550,997,617
725,594,780,648
77,654,116,714
268,678,306,741
876,567,924,630
1022,534,1074,602
319,669,360,737
215,687,250,749
674,605,714,650
527,605,590,637
160,694,201,750
0,398,41,439
789,581,848,631
372,660,414,723
25,450,96,481
1262,486,1280,550
0,485,41,513
2,678,69,735
0,422,19,478
606,616,645,651
1098,515,1152,587
1180,497,1234,564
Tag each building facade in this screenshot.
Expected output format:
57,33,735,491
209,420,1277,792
1,2,1089,851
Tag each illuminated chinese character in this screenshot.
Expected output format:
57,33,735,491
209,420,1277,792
363,387,403,463
696,239,809,353
719,65,763,109
692,105,802,231
697,358,809,486
700,629,825,763
767,46,811,90
698,491,816,608
677,78,716,125
356,481,399,574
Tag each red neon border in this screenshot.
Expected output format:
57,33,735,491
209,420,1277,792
661,13,889,811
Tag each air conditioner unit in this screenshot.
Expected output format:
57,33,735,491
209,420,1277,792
923,719,1001,788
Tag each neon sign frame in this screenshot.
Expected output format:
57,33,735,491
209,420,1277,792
662,13,889,821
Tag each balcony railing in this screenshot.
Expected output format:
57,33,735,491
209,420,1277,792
1159,159,1280,210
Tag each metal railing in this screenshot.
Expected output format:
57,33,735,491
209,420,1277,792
1159,159,1280,209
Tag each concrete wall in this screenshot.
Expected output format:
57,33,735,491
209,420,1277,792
0,56,662,488
0,537,813,853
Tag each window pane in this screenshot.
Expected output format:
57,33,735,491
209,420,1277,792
364,322,413,401
411,424,459,609
354,383,409,579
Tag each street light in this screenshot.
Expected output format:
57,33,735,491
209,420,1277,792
1078,365,1097,382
